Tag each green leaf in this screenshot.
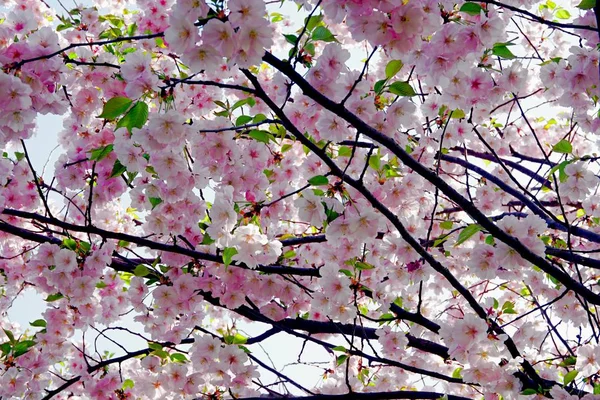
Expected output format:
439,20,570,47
3,329,15,343
485,235,495,245
170,353,188,363
282,250,296,259
225,333,247,345
332,346,346,352
14,152,24,161
555,8,570,19
13,340,36,357
126,22,137,36
223,247,238,267
493,298,499,309
0,343,11,355
338,146,352,157
440,221,453,230
30,319,47,328
433,234,450,247
232,98,252,111
564,369,578,385
248,130,275,144
308,175,329,186
559,356,577,367
116,101,149,133
284,34,298,45
355,261,375,270
149,197,162,210
450,109,466,119
577,0,595,8
45,293,64,302
62,238,77,251
98,97,132,120
385,60,403,79
133,264,150,277
492,44,516,59
452,367,463,379
460,2,484,15
305,14,323,32
122,379,135,389
110,159,127,178
148,342,163,351
552,139,572,154
454,224,481,246
336,354,348,366
236,115,253,126
521,388,538,395
339,269,353,277
388,81,416,96
312,26,336,42
374,79,386,94
89,144,114,161
368,154,380,171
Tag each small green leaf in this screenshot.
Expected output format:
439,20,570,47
14,152,24,161
452,367,463,379
0,343,11,355
284,34,298,45
148,342,163,351
454,224,481,246
368,154,381,171
89,144,114,161
30,319,47,328
339,269,353,277
236,115,253,126
450,109,466,119
521,388,538,395
564,369,578,385
493,298,499,309
170,353,188,362
305,14,323,32
308,175,329,186
45,293,64,302
13,340,36,357
374,79,386,94
126,22,137,36
62,238,77,251
122,379,135,389
225,333,247,344
338,146,352,157
492,44,516,59
460,2,484,15
552,139,573,154
149,197,162,210
388,81,416,96
555,8,570,19
385,60,403,79
577,0,595,8
312,26,336,42
559,356,577,367
485,235,495,245
98,96,132,120
110,159,127,178
440,221,453,230
332,346,347,352
248,130,274,144
133,264,150,277
355,261,375,270
116,101,149,133
3,329,15,343
336,354,348,366
223,247,238,267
